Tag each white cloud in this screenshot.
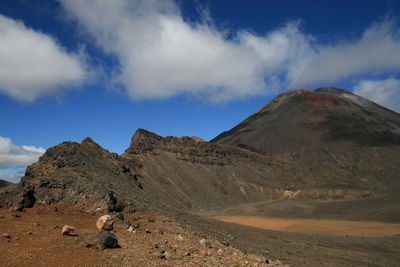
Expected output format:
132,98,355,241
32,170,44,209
0,15,87,102
353,78,400,112
59,0,400,101
289,20,400,88
0,136,45,168
60,0,267,101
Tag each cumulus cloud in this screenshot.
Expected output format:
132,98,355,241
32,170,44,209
60,0,266,101
353,78,400,112
59,0,400,101
0,136,45,169
0,15,87,102
289,20,400,88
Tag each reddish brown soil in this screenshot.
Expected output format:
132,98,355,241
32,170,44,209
213,216,400,237
304,90,342,108
0,205,285,267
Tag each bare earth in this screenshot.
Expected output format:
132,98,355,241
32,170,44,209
213,216,400,237
0,205,285,267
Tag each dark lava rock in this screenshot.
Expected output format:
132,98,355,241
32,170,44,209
2,233,11,239
94,231,120,250
16,187,36,211
12,187,36,211
84,231,120,250
106,192,124,212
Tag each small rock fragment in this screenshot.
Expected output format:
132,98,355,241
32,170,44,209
62,225,76,236
96,215,114,231
3,233,11,239
155,247,166,259
145,229,151,234
148,217,156,223
175,234,184,241
154,245,171,259
163,250,171,259
199,238,211,248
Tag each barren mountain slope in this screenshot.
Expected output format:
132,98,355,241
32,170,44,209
121,129,296,210
0,180,12,189
212,87,400,196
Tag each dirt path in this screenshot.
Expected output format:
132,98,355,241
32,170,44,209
213,215,400,237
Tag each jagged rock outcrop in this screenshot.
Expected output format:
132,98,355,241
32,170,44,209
16,137,146,211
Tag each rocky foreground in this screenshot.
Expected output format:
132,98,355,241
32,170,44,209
0,205,287,267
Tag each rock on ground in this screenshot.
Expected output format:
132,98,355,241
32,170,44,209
62,225,76,236
96,215,114,231
88,231,120,250
199,238,211,248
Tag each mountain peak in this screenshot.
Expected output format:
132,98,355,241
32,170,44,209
315,87,352,95
213,86,400,148
82,137,95,144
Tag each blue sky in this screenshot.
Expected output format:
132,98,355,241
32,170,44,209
1,0,400,182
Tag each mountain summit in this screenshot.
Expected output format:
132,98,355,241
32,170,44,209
213,87,400,148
